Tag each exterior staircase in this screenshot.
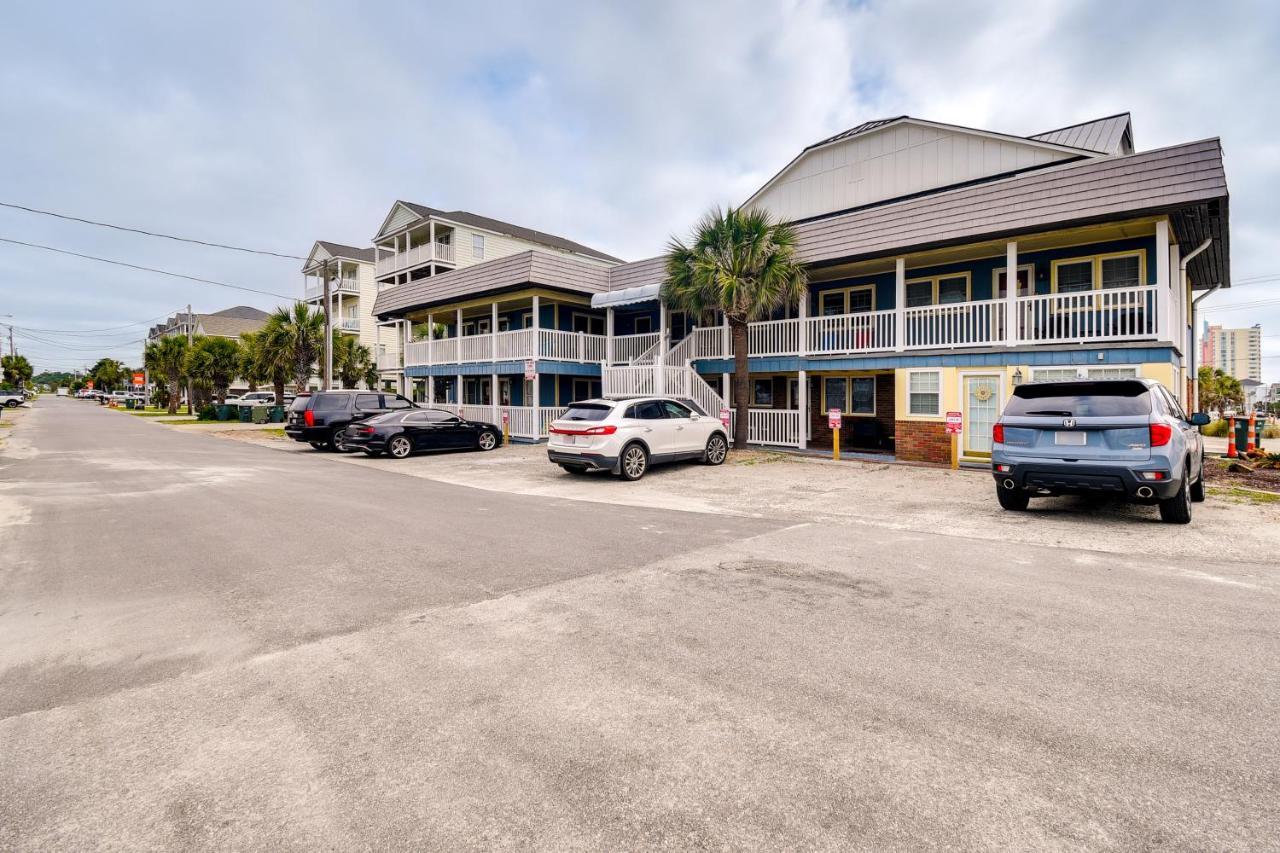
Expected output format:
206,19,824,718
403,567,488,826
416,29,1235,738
601,332,727,417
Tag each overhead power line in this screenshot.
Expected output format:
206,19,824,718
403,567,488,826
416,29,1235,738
0,201,306,260
9,310,181,336
0,237,296,300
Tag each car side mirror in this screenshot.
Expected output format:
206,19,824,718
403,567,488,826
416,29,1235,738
690,413,700,421
1190,412,1211,426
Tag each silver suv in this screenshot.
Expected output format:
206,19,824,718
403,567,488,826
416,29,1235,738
992,378,1210,524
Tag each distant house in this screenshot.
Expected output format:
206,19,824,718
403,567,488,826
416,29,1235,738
361,111,1228,463
148,306,270,343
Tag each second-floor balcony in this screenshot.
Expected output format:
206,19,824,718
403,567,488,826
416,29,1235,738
658,284,1162,363
338,317,361,333
304,278,359,301
375,241,455,277
405,328,607,368
376,351,402,371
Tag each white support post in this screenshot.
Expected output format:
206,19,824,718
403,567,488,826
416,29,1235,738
605,308,614,364
533,371,541,430
427,375,434,404
1005,241,1018,347
657,302,668,394
797,369,808,449
797,291,808,357
456,373,463,406
491,302,499,360
722,372,730,404
429,221,436,257
531,294,541,362
1155,219,1171,343
721,321,730,359
426,313,433,365
491,371,498,421
1170,242,1183,352
894,258,906,351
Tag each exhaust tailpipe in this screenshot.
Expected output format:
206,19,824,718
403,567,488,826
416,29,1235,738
1002,478,1016,490
1136,486,1154,499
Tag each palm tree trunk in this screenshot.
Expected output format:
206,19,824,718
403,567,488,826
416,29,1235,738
167,379,179,415
730,318,750,449
273,379,285,407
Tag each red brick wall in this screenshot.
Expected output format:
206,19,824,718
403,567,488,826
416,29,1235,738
895,419,950,464
808,373,895,450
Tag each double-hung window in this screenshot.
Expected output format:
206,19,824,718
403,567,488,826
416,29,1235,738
1053,252,1144,292
908,370,941,416
1100,255,1141,289
905,274,970,307
471,234,485,260
1054,260,1094,293
819,284,875,316
821,376,875,415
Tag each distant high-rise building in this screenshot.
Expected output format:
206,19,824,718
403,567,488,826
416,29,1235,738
1202,322,1262,382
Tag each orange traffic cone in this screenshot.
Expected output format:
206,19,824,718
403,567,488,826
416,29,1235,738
1247,411,1257,454
1226,417,1237,458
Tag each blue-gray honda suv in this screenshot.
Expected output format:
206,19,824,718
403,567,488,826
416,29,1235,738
991,378,1210,524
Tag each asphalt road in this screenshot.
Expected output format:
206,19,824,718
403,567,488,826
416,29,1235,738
1,399,1276,851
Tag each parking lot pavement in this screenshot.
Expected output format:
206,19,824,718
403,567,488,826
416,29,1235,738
221,432,1280,565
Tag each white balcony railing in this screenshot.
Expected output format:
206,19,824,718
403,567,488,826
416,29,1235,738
338,318,361,332
433,404,571,441
376,352,402,371
402,329,608,367
903,300,1004,349
609,332,660,364
304,279,359,301
375,241,456,277
1015,285,1157,344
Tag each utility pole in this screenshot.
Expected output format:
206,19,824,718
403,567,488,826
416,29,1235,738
185,304,194,415
321,259,332,391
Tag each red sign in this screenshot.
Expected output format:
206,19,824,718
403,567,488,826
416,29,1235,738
945,411,963,434
501,410,510,425
828,408,842,430
719,407,731,428
132,372,145,387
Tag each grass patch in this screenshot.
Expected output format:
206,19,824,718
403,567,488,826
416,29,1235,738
1208,486,1280,505
732,450,794,466
257,428,287,439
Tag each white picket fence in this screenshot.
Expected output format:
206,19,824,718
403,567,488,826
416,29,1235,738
434,404,570,440
726,408,804,448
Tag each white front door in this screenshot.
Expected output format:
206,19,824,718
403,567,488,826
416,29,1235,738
962,374,1002,457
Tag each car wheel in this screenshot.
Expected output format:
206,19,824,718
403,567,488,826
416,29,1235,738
388,435,412,459
618,443,648,481
703,433,728,465
476,430,498,451
1189,453,1206,503
5,400,17,408
996,485,1030,511
1158,471,1193,524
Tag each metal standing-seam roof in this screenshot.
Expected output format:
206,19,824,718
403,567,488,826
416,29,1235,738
1029,113,1133,155
373,250,611,318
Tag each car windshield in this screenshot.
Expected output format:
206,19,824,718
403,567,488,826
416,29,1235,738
561,404,612,422
1005,381,1152,418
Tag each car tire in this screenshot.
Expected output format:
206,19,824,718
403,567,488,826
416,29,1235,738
388,435,412,459
1158,471,1193,524
703,433,728,465
5,400,18,408
329,428,348,452
996,486,1030,511
618,443,648,481
1189,453,1206,503
476,430,498,451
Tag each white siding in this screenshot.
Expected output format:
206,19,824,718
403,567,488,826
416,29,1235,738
750,122,1078,222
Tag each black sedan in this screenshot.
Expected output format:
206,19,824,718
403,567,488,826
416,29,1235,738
342,408,502,458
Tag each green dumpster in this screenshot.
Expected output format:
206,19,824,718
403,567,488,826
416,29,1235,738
238,405,253,423
124,399,136,410
1256,417,1267,451
215,404,234,421
1233,418,1251,453
252,405,270,424
268,406,286,423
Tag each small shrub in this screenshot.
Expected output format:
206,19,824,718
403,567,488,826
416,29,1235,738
1200,419,1229,437
197,404,218,421
1264,424,1280,439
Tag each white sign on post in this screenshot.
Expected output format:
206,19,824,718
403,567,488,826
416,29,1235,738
523,359,536,381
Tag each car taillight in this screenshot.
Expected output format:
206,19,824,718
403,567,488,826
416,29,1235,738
357,426,374,435
304,410,315,427
992,423,1004,444
550,424,617,436
1149,423,1172,447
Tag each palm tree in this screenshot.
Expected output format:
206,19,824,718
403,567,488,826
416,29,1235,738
88,357,128,393
260,303,324,399
144,337,188,414
661,206,807,448
238,331,265,392
185,336,242,404
332,333,374,389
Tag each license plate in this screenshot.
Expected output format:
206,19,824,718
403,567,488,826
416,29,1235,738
1054,431,1087,446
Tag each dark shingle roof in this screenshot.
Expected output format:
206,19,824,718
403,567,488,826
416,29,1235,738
398,201,622,264
209,306,270,320
316,241,375,263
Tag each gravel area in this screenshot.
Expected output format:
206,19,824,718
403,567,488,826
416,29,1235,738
218,432,1280,564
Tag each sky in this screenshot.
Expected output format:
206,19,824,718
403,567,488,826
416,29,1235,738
1,0,1278,379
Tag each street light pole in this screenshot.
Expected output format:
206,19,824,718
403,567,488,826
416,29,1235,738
321,259,332,391
185,303,193,415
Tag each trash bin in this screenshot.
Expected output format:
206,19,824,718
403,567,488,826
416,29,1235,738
215,404,233,421
1234,418,1251,453
238,405,253,423
1256,417,1267,451
252,405,270,424
124,399,136,410
268,406,285,423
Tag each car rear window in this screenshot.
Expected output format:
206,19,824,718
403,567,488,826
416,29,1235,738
561,404,613,422
313,393,351,412
288,395,311,412
1005,381,1152,417
367,411,407,424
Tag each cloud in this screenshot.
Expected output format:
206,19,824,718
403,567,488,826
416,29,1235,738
0,0,1277,377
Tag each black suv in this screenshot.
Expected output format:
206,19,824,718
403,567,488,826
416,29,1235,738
285,390,416,450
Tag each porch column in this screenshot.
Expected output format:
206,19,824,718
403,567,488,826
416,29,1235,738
531,294,541,364
426,314,433,365
894,258,906,351
1005,241,1018,347
797,290,808,357
532,371,541,435
797,369,808,450
722,321,730,359
429,221,436,257
456,309,464,365
1155,219,1171,343
456,373,463,406
605,308,614,364
427,375,434,404
491,371,499,421
657,302,668,394
491,301,499,360
722,372,730,404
